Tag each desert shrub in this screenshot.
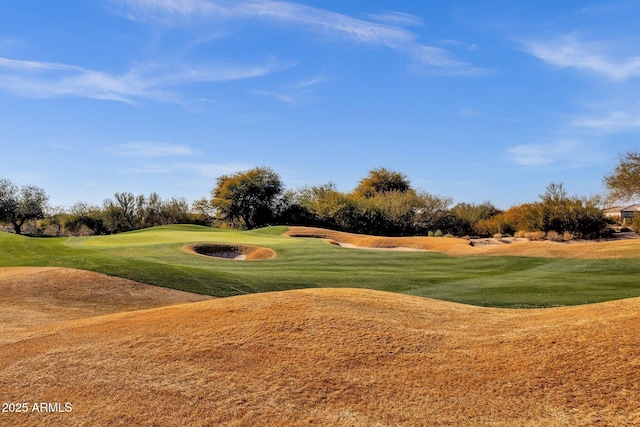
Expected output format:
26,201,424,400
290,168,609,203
273,190,314,226
63,202,107,235
546,230,563,242
493,184,607,240
20,222,39,235
450,201,501,235
407,191,454,235
536,183,607,239
525,231,546,241
631,215,640,233
562,231,573,241
503,203,540,232
296,183,348,228
369,190,421,235
474,213,514,237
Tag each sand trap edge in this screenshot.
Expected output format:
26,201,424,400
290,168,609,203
182,243,277,261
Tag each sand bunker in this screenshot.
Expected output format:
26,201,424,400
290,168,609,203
284,226,473,254
184,243,276,260
328,240,429,252
284,226,640,259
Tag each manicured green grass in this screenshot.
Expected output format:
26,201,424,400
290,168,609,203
2,224,640,307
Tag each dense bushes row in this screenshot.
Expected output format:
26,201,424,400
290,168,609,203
279,183,456,236
2,169,611,240
473,184,608,239
28,192,201,236
208,168,609,240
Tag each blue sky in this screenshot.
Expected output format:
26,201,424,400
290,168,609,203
2,1,640,209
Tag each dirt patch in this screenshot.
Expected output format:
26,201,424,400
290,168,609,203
2,288,639,426
183,243,276,260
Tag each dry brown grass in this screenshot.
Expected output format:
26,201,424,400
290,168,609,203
1,268,639,426
285,226,640,259
0,267,212,342
183,243,277,260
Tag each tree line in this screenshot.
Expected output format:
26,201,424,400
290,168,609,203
3,150,640,239
0,180,199,236
205,167,609,240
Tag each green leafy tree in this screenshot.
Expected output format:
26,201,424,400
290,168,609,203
412,191,454,234
536,183,606,238
353,167,411,198
604,150,640,203
63,202,107,236
0,178,49,234
297,183,348,228
451,201,501,235
211,167,284,229
160,196,191,225
192,197,216,225
103,192,138,233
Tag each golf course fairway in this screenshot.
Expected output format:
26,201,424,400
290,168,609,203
2,224,640,307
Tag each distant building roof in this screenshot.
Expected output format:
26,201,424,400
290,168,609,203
604,206,624,214
621,204,640,212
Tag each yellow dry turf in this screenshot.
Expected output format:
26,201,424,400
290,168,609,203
1,267,639,426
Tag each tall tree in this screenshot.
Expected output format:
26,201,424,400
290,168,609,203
103,192,138,233
0,178,49,234
353,167,411,198
211,167,283,229
604,150,640,203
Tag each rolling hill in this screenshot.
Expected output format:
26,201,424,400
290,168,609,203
1,267,639,426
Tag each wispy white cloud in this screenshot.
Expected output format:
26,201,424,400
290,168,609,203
252,89,295,103
253,74,327,104
365,11,423,27
124,0,412,45
126,161,252,177
507,140,584,167
0,56,81,72
458,107,484,117
409,45,485,75
0,56,289,102
572,110,640,132
0,38,25,52
106,142,198,157
121,0,484,75
522,33,640,81
123,0,216,19
439,39,478,51
177,162,253,178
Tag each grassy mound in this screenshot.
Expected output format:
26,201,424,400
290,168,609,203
0,267,211,341
2,286,639,426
